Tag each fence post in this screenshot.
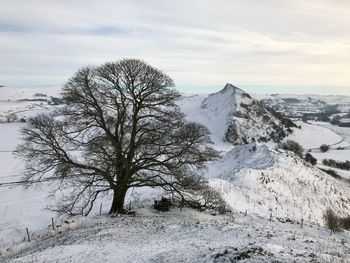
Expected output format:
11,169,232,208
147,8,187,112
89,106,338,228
51,218,55,231
269,212,272,222
180,199,184,212
26,227,30,242
301,219,304,228
100,203,103,216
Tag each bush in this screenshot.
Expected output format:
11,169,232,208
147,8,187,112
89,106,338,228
324,209,341,233
6,113,18,123
34,93,47,97
331,116,341,125
278,140,304,157
178,184,230,214
320,144,330,152
340,217,350,230
281,118,298,129
324,209,350,232
304,153,317,165
323,159,350,171
319,168,341,179
200,185,230,214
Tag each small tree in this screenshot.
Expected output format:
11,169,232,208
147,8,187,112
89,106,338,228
320,144,330,153
331,116,341,125
304,153,317,165
278,140,304,157
324,208,341,234
16,59,219,215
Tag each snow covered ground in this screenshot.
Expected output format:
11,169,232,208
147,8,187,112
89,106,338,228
253,93,350,106
179,93,233,152
0,86,60,101
286,121,343,150
0,122,58,247
284,120,350,164
1,86,350,262
2,207,350,262
0,86,61,124
179,88,350,225
0,87,63,248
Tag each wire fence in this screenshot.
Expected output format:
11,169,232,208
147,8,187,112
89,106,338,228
0,176,64,187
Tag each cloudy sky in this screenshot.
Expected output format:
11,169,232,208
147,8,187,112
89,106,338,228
1,0,350,95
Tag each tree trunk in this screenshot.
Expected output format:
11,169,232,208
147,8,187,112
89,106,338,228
109,186,128,214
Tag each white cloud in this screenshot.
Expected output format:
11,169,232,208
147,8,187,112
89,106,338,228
1,0,350,94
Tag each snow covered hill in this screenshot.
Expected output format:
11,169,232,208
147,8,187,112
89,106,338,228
2,208,350,262
0,86,61,123
181,83,296,146
179,85,350,225
1,85,350,262
207,143,350,225
0,86,60,101
254,93,350,113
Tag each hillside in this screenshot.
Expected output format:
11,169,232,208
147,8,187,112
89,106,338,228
0,86,60,101
207,143,350,225
180,85,350,225
0,86,62,123
2,208,350,262
181,84,296,146
1,85,350,262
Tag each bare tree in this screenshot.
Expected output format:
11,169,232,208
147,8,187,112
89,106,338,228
16,59,219,215
324,208,341,234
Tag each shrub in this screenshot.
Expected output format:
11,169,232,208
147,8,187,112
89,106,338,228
6,113,18,123
34,93,47,97
179,184,230,214
324,209,341,233
278,140,304,157
302,115,308,123
331,116,341,125
320,144,330,152
200,185,229,214
304,153,317,165
319,168,341,179
324,209,350,232
323,159,350,171
281,118,298,129
340,217,350,230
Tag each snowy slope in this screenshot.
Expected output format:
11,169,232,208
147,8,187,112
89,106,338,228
286,121,343,150
2,208,350,263
208,145,350,225
181,84,295,146
253,93,350,106
1,85,350,261
181,86,350,225
0,87,61,123
0,86,60,101
0,123,58,247
207,143,275,176
179,93,233,152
